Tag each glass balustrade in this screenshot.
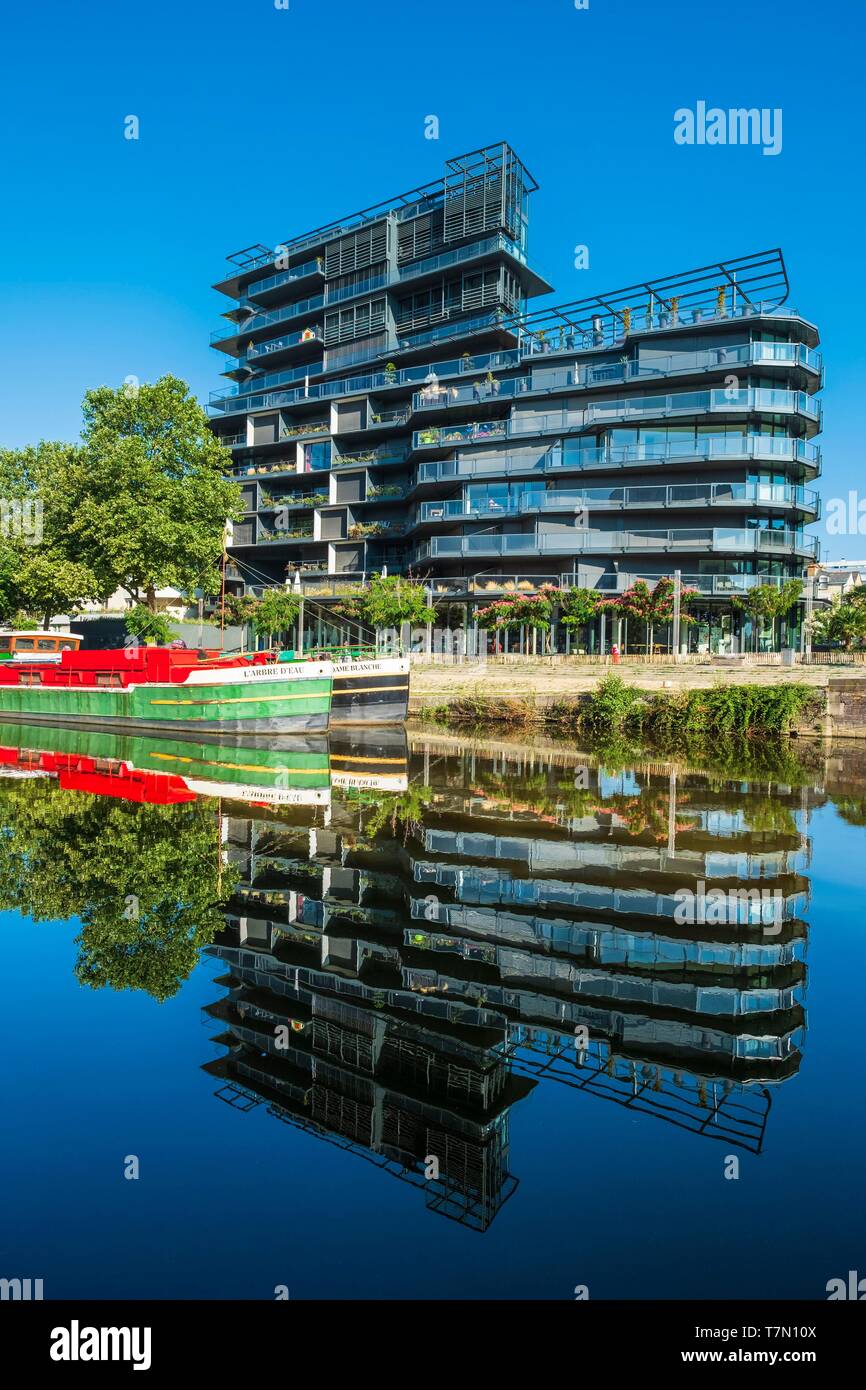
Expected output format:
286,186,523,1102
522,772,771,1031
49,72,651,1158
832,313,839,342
417,482,819,523
411,528,817,562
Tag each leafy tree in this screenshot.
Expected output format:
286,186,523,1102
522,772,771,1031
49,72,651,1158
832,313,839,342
58,375,242,612
810,590,866,650
733,579,803,651
16,553,102,630
476,586,564,653
251,588,300,644
124,604,177,645
559,586,603,630
363,574,434,629
0,778,234,1000
330,585,368,624
223,593,259,627
0,442,103,625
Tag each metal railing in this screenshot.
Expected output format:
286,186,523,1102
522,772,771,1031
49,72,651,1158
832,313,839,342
211,293,325,343
411,527,818,562
207,350,522,414
425,570,811,599
418,482,820,523
246,258,324,297
417,435,820,484
411,343,821,412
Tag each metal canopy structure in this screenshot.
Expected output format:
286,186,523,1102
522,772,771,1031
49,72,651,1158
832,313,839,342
224,142,536,275
502,248,791,340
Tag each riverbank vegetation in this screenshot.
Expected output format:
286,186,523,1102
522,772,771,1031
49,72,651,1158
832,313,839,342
422,673,823,740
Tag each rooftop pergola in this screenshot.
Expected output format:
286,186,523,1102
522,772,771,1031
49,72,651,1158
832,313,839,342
503,248,790,340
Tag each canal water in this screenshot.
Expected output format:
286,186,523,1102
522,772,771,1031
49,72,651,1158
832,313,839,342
0,723,864,1300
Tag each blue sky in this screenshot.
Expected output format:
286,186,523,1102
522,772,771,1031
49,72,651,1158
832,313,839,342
1,0,863,558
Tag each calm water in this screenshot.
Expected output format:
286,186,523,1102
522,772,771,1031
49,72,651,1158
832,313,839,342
1,722,865,1300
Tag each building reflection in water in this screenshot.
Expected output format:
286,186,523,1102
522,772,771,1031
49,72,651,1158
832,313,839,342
204,730,814,1231
0,717,814,1231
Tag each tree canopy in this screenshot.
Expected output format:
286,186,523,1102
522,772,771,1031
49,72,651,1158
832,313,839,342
0,377,243,627
0,777,234,1001
63,375,243,611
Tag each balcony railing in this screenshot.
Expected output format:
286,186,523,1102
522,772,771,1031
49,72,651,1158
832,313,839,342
248,327,324,359
418,482,820,524
516,302,817,356
414,420,508,448
258,526,315,544
211,294,325,344
418,435,821,484
246,258,324,298
411,390,820,452
411,527,818,562
362,409,410,431
397,233,526,282
424,570,814,599
411,344,822,412
332,447,409,469
206,350,521,415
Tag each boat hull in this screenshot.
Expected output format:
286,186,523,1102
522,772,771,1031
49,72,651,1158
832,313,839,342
0,669,333,737
328,657,410,726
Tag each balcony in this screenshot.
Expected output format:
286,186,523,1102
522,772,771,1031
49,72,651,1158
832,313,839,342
515,389,822,437
411,390,820,454
396,311,515,353
418,436,821,486
410,344,822,414
397,233,529,282
332,447,409,470
411,527,819,563
361,408,410,432
257,491,327,512
211,294,326,347
206,350,522,416
414,420,507,450
516,302,819,357
257,525,315,545
246,327,324,365
246,258,325,301
425,570,814,600
418,482,820,524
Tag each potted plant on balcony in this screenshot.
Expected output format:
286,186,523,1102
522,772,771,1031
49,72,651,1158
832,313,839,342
384,362,397,384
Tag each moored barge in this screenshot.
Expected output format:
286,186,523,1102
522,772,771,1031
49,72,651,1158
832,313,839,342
0,647,333,737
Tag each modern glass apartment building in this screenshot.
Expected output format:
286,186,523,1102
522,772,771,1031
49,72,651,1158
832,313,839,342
209,142,822,652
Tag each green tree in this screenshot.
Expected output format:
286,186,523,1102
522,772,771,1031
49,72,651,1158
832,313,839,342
251,588,300,645
810,591,866,650
559,586,602,630
124,604,177,645
363,574,434,630
734,579,803,651
0,778,234,1000
224,593,259,627
476,589,559,652
59,376,242,613
0,442,103,625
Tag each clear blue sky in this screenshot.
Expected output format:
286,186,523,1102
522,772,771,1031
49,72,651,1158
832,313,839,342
2,0,862,558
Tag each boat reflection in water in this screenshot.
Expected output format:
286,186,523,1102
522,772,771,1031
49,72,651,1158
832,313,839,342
0,721,816,1233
